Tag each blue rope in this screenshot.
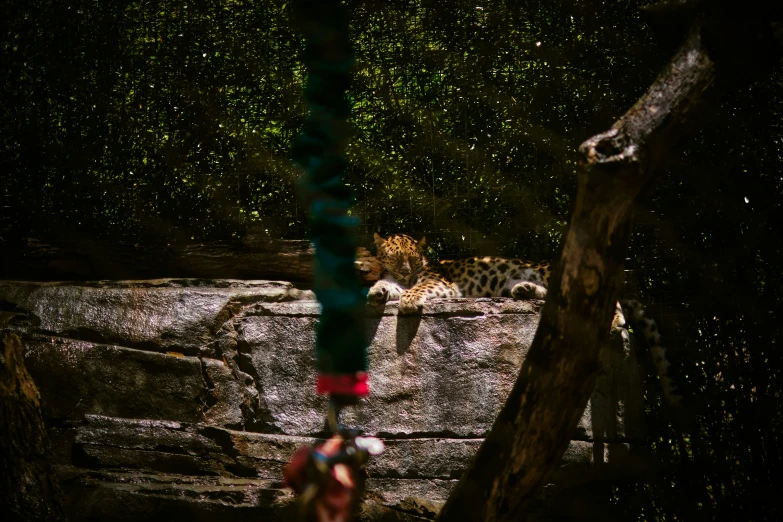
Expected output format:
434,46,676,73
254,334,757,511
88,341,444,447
291,0,368,389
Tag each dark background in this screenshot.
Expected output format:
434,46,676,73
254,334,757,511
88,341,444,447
2,0,781,519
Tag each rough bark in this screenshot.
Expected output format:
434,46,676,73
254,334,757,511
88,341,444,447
0,333,66,520
437,12,780,522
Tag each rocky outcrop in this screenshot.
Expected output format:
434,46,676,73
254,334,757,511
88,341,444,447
0,279,648,521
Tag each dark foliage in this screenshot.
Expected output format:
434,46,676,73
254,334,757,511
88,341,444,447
1,0,781,520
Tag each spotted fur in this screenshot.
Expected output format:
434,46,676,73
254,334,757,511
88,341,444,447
368,233,551,313
368,233,681,406
613,299,681,406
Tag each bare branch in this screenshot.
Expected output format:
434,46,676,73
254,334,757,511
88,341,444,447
437,11,779,522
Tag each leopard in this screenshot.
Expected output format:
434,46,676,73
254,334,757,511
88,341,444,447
367,233,550,312
367,232,681,407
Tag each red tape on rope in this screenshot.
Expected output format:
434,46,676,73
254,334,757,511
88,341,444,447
316,372,369,396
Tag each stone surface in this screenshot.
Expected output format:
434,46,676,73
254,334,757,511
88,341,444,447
238,298,540,436
24,340,206,422
0,279,313,357
0,280,648,521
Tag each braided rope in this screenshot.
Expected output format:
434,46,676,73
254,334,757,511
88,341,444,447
291,0,368,396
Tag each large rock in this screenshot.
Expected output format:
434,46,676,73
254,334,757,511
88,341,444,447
0,279,647,521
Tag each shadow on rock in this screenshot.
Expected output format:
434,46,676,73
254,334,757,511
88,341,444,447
395,313,421,355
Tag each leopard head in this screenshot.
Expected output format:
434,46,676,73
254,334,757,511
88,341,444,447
373,232,427,286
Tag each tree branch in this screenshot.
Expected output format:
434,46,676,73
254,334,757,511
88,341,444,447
437,11,779,522
0,333,67,520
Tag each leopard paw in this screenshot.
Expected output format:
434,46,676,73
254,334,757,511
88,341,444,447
367,285,390,306
399,291,426,315
511,282,548,300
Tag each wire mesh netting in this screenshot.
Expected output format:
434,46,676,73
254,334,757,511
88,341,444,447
3,0,661,260
2,1,783,520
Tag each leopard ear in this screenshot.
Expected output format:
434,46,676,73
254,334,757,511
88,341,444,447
373,232,385,247
417,236,427,248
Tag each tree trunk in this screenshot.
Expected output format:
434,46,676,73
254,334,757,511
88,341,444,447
0,333,67,520
437,10,780,522
0,237,382,284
